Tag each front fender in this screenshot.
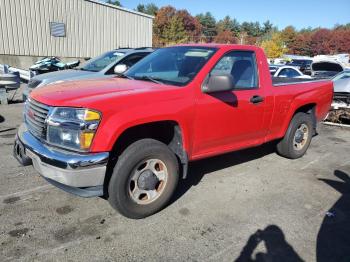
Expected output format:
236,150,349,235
89,101,194,155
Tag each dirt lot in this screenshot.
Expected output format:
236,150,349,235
0,98,350,262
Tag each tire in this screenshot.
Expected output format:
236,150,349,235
276,112,314,159
108,139,179,219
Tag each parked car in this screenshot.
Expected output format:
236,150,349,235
311,60,345,79
14,44,333,219
273,66,312,79
332,70,350,105
286,59,313,75
269,64,281,76
23,47,154,100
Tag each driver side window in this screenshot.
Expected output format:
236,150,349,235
211,51,258,89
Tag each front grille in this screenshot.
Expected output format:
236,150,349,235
28,79,42,89
24,98,50,139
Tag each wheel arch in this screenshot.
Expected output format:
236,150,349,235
103,120,188,197
279,102,317,139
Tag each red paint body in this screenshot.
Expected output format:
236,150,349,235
31,44,333,160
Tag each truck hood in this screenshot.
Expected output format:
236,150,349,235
30,77,177,107
33,69,96,84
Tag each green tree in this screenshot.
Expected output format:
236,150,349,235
164,16,188,44
136,3,158,16
241,22,262,37
216,16,241,36
196,12,217,41
263,20,273,34
106,0,121,6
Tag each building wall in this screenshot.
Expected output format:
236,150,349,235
0,0,153,58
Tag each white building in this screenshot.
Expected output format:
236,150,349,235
0,0,154,68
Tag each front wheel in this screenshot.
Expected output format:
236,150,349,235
276,112,314,159
108,139,179,219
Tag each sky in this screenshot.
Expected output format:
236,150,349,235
119,0,350,30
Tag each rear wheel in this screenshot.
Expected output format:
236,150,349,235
276,112,313,159
108,139,179,219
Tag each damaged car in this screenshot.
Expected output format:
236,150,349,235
325,70,350,125
333,70,350,104
311,60,345,79
23,47,154,101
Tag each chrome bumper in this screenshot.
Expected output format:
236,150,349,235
14,124,109,190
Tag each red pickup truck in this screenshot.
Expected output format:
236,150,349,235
14,44,333,218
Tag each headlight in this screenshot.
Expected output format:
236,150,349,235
47,107,101,151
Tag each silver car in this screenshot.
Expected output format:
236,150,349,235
333,70,350,105
23,47,154,100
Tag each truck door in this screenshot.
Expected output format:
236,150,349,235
192,50,268,157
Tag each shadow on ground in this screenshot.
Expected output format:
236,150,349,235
171,142,277,204
8,99,24,104
317,170,350,262
0,115,4,124
234,225,304,262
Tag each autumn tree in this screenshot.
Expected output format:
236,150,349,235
214,30,237,44
288,32,313,56
280,26,297,51
260,32,287,58
329,29,350,54
176,10,202,42
153,6,201,46
150,3,350,56
153,6,176,46
309,29,333,55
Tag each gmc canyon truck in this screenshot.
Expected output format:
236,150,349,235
14,44,333,219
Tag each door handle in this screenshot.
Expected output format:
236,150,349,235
250,95,264,104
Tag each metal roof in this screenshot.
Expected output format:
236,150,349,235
86,0,155,19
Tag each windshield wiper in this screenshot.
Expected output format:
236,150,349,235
135,75,164,84
117,73,134,80
79,68,96,72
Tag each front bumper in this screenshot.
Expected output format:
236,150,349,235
14,124,109,197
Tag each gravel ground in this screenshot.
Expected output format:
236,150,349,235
0,90,349,262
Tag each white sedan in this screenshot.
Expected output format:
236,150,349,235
273,66,312,79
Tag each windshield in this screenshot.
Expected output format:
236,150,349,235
125,46,217,86
333,71,350,82
80,51,125,72
288,60,312,66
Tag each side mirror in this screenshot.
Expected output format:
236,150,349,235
202,74,234,93
114,64,128,75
